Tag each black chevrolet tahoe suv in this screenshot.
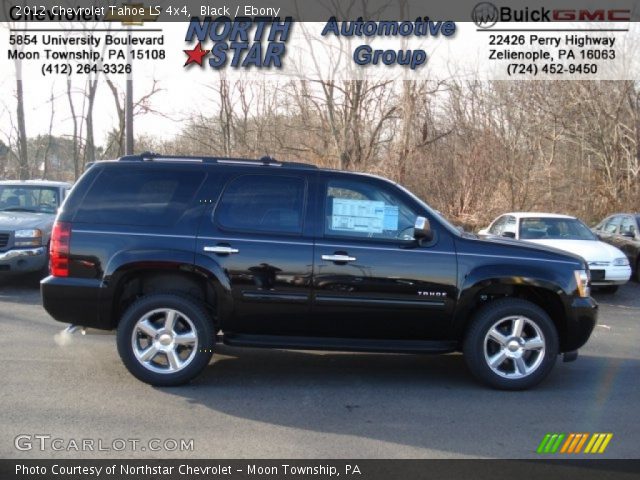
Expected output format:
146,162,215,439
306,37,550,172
41,153,597,389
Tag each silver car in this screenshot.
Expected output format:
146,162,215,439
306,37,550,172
0,180,72,275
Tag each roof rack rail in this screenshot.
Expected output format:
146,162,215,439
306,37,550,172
117,152,317,169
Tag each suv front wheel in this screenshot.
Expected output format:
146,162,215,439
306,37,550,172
116,293,214,386
463,298,559,390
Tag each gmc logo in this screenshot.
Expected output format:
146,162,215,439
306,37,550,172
553,9,631,21
472,3,632,27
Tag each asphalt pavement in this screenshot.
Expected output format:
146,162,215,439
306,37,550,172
1,275,638,459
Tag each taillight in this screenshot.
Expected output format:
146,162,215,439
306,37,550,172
50,221,71,277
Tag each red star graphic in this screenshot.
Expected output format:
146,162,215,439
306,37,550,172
184,42,210,67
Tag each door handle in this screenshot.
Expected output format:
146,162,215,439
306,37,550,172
204,245,239,255
322,254,356,263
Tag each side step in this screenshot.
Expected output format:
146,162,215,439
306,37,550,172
222,333,457,354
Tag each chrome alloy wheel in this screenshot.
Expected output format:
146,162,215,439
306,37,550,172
131,308,199,374
483,315,546,379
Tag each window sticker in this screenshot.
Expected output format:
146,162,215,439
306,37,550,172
331,198,385,233
383,205,399,230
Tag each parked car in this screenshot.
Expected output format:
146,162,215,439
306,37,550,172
0,180,72,275
478,213,631,293
41,154,597,390
593,214,640,282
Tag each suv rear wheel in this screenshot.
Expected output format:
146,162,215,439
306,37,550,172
116,293,214,386
463,298,559,390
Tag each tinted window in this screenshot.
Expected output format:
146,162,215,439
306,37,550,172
0,186,60,214
324,179,419,241
603,216,621,234
215,175,305,234
620,216,637,236
519,217,596,240
74,169,204,226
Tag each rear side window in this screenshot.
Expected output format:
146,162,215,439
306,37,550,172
74,169,204,226
215,175,305,234
620,216,637,236
603,216,621,234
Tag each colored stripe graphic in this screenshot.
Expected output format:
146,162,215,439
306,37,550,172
560,433,575,453
550,434,565,453
585,433,614,454
537,434,552,453
598,434,614,453
538,433,613,454
574,433,589,453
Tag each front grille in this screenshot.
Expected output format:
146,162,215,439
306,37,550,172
0,233,9,248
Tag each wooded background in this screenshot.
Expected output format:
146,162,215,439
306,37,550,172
2,79,639,229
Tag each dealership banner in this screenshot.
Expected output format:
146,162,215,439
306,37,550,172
2,0,639,82
3,460,640,480
3,0,640,146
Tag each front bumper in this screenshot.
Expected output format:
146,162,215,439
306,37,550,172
563,296,598,352
0,247,46,273
590,265,632,286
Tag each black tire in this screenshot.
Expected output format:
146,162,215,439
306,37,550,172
116,293,214,386
463,298,559,390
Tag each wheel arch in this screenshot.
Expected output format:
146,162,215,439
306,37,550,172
453,268,573,351
101,250,233,329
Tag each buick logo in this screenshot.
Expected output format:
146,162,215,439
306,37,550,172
472,2,499,28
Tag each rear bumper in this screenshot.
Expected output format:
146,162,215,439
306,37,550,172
40,275,109,329
562,296,598,352
0,247,46,273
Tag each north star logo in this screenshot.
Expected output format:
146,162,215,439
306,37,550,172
182,16,293,69
184,42,210,66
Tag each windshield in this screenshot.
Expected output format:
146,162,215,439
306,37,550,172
519,217,596,241
0,185,60,214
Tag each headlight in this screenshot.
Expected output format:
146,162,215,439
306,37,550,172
14,229,43,247
613,257,629,266
574,270,590,298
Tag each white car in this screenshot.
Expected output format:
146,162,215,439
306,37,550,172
479,213,631,292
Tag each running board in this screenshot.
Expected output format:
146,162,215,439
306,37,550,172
222,334,457,354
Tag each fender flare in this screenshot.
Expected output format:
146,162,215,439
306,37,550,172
452,263,571,337
99,250,233,327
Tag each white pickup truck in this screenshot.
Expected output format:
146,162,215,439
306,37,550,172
0,180,72,275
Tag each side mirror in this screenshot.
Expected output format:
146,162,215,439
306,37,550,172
414,216,433,242
502,231,516,239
